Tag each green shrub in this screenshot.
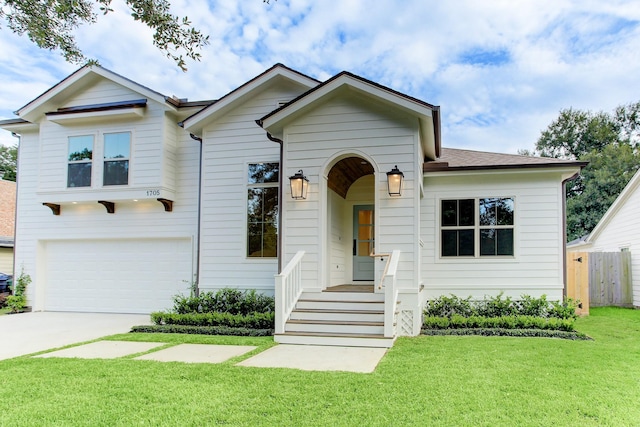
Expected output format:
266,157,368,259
6,269,31,313
151,311,275,329
424,294,579,320
424,294,475,317
131,324,273,336
423,315,575,332
172,288,274,315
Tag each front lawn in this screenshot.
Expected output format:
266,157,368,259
1,307,639,426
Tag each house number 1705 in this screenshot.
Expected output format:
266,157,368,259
146,190,161,196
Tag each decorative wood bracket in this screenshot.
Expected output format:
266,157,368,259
43,203,61,215
97,200,115,214
157,198,174,212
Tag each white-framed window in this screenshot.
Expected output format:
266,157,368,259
247,162,279,258
441,197,515,257
103,132,130,186
67,135,94,188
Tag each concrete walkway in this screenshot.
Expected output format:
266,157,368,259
1,312,388,372
0,311,150,360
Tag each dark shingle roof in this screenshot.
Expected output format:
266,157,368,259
424,148,587,172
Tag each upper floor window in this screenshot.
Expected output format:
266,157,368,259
67,135,93,187
247,162,279,258
441,197,515,257
103,132,130,186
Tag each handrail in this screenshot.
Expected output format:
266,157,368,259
274,251,305,335
382,250,401,338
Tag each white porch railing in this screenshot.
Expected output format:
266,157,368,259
378,250,401,338
274,251,305,334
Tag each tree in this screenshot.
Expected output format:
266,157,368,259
0,0,209,71
567,144,640,240
535,108,619,160
529,102,640,241
0,144,17,181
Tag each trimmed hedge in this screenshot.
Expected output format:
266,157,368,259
150,311,274,329
172,288,274,315
131,324,273,336
421,328,592,340
424,293,579,320
423,315,576,332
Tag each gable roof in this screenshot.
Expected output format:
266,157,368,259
257,71,441,160
578,167,640,245
181,63,320,135
16,65,180,123
424,148,587,172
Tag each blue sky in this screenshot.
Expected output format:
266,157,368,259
1,0,639,154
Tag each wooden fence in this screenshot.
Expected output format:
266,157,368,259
567,251,633,310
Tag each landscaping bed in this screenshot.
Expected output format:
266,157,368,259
422,293,589,340
143,288,275,336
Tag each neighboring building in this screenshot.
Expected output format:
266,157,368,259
567,168,640,308
0,178,16,274
0,64,584,346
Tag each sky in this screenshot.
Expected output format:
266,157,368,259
1,0,640,154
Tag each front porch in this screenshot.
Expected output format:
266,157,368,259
274,251,401,348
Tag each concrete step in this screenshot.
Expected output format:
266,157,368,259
301,291,384,302
274,332,395,348
285,319,384,335
289,309,384,323
295,299,384,311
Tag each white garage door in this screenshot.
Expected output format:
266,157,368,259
44,238,193,313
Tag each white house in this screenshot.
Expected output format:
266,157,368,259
0,64,584,347
567,168,640,308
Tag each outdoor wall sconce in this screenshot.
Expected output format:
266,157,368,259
289,170,309,200
386,165,404,197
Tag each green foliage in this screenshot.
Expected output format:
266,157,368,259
6,268,31,313
0,0,209,71
424,293,577,320
527,102,640,241
132,324,274,336
150,311,275,329
172,288,274,315
423,315,575,332
0,144,17,181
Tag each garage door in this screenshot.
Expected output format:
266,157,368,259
43,238,193,313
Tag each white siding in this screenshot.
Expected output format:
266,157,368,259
587,179,640,307
282,96,421,291
14,119,199,311
421,171,566,300
197,82,306,293
36,78,175,200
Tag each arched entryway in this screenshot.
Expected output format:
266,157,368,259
325,156,376,287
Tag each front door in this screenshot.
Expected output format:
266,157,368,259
353,205,374,281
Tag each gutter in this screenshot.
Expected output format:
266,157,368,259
189,132,203,297
256,121,284,274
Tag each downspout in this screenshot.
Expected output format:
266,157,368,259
189,132,203,297
256,120,284,274
10,132,20,290
562,172,581,299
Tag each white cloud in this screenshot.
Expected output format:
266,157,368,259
2,0,640,152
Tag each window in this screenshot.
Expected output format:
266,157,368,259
103,132,130,186
441,197,514,257
67,135,93,187
247,163,279,257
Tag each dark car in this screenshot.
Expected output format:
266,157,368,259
0,273,12,293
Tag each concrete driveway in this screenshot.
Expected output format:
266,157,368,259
0,311,150,361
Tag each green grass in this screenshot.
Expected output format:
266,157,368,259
1,307,639,426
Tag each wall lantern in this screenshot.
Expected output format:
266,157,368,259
289,170,309,200
386,165,404,197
